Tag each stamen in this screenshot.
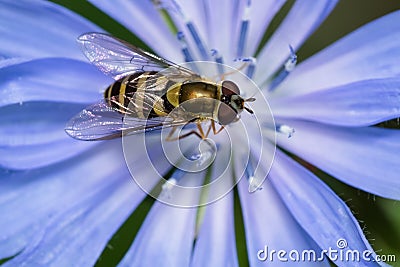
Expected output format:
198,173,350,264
211,49,225,75
160,168,185,199
246,57,256,79
234,57,257,79
236,0,252,57
186,21,209,60
269,45,297,91
245,156,263,193
285,46,297,72
160,178,177,199
276,124,295,138
177,31,195,62
177,32,200,73
169,0,209,60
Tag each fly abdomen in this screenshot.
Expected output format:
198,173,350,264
103,71,176,118
104,71,158,114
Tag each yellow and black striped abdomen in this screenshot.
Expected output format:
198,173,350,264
104,71,177,118
104,71,150,110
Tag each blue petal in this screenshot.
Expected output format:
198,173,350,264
118,204,196,267
199,0,236,58
276,10,400,97
0,102,99,169
237,178,330,266
242,0,286,56
191,192,238,267
0,57,33,69
172,0,208,42
0,139,96,170
0,58,112,107
270,150,383,267
0,141,126,260
0,139,166,262
118,172,204,267
254,0,338,85
271,78,400,126
276,119,400,200
0,0,101,60
4,176,143,267
0,102,85,146
87,0,183,61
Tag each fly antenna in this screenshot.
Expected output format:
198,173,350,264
244,106,254,114
244,97,255,114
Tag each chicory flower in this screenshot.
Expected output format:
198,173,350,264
0,0,399,266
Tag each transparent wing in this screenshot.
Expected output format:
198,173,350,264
110,92,164,117
78,32,201,81
65,99,189,141
120,71,177,96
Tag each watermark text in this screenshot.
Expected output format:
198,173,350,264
257,238,396,263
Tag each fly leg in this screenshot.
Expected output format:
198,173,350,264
202,120,225,138
165,126,179,141
210,120,224,135
165,122,206,141
216,62,249,80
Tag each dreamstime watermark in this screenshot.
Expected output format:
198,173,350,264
257,238,396,263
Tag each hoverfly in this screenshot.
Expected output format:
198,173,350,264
65,33,255,141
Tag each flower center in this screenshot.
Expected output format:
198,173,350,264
147,0,297,196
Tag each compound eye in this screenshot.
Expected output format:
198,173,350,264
222,80,240,96
217,102,237,125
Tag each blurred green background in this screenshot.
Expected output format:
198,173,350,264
48,0,400,266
